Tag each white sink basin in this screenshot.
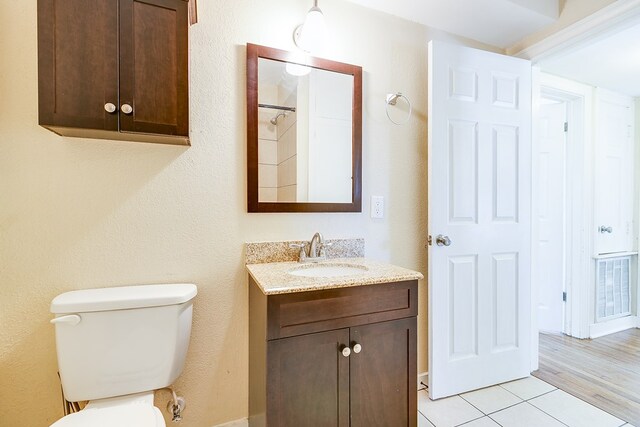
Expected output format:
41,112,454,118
288,263,368,278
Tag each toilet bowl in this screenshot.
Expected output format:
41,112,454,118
50,392,164,427
49,284,197,426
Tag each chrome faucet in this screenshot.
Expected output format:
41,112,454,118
309,232,324,259
290,232,332,263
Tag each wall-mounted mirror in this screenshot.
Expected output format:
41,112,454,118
247,43,362,212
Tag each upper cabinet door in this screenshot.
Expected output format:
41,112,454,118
119,0,189,137
38,0,119,131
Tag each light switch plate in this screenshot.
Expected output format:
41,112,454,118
371,196,384,218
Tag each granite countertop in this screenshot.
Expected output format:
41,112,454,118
246,257,424,295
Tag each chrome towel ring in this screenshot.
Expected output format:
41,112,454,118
385,92,412,125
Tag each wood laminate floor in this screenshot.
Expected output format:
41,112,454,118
534,330,640,426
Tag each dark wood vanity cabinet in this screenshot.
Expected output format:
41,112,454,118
249,279,418,427
268,328,351,426
37,0,189,145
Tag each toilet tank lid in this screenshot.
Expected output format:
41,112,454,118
51,284,197,314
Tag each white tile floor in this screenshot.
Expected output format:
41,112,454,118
418,376,635,427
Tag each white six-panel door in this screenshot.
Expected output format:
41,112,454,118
428,41,532,399
537,101,566,333
594,89,635,255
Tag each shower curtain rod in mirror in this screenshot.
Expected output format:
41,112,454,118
258,103,296,112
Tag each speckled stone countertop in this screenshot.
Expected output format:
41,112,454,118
245,238,365,264
246,257,424,295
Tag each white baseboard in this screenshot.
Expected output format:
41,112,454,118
213,418,248,427
589,315,637,338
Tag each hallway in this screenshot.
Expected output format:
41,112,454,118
534,330,640,425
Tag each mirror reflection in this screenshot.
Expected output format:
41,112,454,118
257,58,353,203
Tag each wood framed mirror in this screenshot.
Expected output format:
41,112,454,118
247,43,362,213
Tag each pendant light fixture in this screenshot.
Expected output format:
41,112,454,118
293,0,326,53
285,50,311,76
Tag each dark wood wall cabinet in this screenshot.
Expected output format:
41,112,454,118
37,0,189,145
249,279,418,426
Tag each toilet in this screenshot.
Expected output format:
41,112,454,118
49,283,197,426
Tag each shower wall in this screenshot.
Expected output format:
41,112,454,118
277,88,298,202
257,85,278,202
257,84,299,203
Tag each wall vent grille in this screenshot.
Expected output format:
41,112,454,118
596,256,631,322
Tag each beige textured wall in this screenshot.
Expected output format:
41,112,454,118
0,1,500,426
507,0,617,54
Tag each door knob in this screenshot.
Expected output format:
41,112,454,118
121,103,133,115
341,345,351,357
352,343,362,354
599,226,613,234
435,235,451,246
104,103,117,113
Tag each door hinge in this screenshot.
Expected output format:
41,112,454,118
562,292,567,302
564,122,568,132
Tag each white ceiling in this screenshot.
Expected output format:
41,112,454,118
539,23,640,96
341,0,560,48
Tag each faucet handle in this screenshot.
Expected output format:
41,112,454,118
289,242,308,261
317,241,332,257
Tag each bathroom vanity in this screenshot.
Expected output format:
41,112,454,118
247,255,422,427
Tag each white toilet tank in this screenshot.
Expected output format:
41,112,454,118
51,284,197,402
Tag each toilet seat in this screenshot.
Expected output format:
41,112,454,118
50,392,165,427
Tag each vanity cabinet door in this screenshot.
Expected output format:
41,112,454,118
350,317,417,427
119,0,189,137
38,0,119,131
267,329,350,427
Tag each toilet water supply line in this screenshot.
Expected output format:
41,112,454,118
161,387,186,422
59,372,82,415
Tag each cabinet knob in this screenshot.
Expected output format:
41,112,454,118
121,103,133,115
353,343,362,354
341,345,351,357
104,103,117,113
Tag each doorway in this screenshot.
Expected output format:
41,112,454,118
527,9,640,425
427,0,640,398
531,73,596,357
